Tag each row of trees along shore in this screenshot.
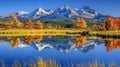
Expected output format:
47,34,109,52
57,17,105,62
5,16,43,29
76,15,120,31
3,15,86,30
1,15,120,31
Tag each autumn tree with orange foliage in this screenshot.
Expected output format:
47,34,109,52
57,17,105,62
76,18,87,29
24,18,33,29
103,15,120,30
34,20,43,29
105,40,120,51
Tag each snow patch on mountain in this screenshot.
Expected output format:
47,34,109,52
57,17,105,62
17,11,29,15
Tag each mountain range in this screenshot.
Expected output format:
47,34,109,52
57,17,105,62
0,5,107,21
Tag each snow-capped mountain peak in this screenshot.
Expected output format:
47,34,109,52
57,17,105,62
74,8,79,11
81,6,99,15
81,6,92,10
60,5,71,10
75,5,100,19
0,5,106,20
35,8,48,15
25,7,52,19
54,5,79,18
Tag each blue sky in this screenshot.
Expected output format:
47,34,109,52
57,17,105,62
0,0,120,17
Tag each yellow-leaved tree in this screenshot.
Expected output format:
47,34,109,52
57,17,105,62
9,15,21,28
76,18,87,29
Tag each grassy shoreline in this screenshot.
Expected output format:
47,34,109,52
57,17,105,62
0,29,84,36
0,29,120,38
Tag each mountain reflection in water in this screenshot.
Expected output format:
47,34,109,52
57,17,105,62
1,36,120,53
0,36,120,67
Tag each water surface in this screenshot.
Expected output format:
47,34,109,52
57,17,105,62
0,36,120,67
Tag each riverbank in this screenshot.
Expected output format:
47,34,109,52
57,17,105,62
0,29,120,38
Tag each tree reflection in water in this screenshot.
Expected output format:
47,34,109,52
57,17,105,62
34,35,43,43
76,36,86,47
0,36,119,67
7,35,43,48
23,36,33,45
1,36,120,52
105,40,120,51
10,37,21,48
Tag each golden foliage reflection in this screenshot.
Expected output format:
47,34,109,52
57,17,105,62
76,36,86,47
10,37,21,48
23,36,33,45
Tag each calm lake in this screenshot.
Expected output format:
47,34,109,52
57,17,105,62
0,36,120,67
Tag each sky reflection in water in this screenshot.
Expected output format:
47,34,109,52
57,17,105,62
0,36,120,66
